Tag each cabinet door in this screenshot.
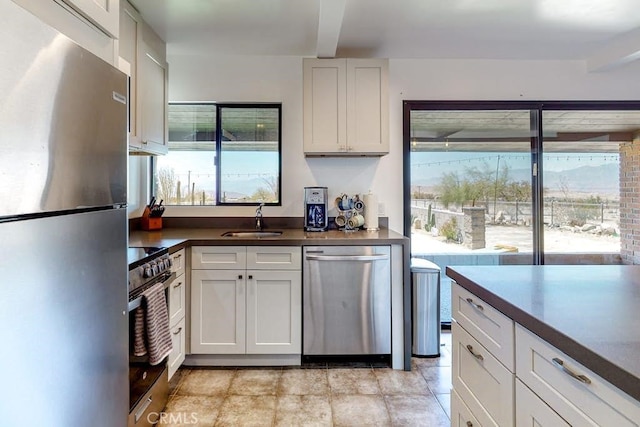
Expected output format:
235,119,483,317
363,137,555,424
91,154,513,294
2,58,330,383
452,321,514,427
170,249,186,276
246,270,301,354
119,1,141,148
13,0,116,65
138,36,168,155
168,317,186,380
515,324,640,426
168,272,185,327
303,58,347,154
346,59,389,155
62,0,119,37
515,379,570,426
246,246,301,270
191,270,246,354
451,390,481,427
192,246,246,270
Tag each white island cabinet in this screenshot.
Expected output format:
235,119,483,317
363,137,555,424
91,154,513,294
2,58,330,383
451,282,515,427
451,280,640,427
303,58,389,156
189,246,302,366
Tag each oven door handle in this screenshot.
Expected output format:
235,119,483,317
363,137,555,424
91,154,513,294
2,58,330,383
128,271,176,312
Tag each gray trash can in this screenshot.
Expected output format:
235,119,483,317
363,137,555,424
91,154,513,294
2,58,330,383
411,258,441,357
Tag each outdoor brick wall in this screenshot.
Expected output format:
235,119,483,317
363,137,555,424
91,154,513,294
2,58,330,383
463,207,486,250
620,136,640,265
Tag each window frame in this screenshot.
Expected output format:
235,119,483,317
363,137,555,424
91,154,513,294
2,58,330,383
403,100,640,264
153,102,282,207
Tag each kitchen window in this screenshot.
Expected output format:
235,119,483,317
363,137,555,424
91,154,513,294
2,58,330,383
153,103,282,206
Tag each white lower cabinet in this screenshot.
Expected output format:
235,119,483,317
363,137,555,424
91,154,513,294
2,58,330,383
515,379,570,426
191,246,301,356
516,324,640,426
191,269,247,354
452,321,514,427
452,281,640,427
246,270,301,354
451,389,481,427
168,317,186,379
167,248,186,379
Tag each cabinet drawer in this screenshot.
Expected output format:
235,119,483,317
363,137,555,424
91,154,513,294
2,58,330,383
168,317,186,380
516,324,640,426
452,321,514,427
246,247,301,270
451,389,481,427
452,282,514,371
192,246,246,269
515,379,569,426
168,272,185,327
170,248,186,276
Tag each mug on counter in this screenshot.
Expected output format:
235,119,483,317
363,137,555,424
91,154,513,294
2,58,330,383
335,214,347,227
337,194,353,211
348,214,365,228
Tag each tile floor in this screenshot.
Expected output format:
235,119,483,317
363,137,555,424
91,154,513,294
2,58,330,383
161,332,452,427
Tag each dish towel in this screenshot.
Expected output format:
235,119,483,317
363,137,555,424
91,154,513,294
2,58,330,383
132,282,173,365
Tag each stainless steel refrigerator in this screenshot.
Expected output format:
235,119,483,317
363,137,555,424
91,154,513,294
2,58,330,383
0,1,129,426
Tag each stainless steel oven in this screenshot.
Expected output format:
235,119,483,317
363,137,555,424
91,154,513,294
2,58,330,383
127,247,174,427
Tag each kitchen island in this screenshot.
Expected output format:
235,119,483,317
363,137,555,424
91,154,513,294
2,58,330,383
446,265,640,426
129,225,412,370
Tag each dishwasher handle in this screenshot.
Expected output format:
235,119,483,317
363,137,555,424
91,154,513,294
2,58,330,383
305,253,389,262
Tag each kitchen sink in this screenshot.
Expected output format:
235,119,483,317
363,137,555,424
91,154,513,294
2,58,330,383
221,230,283,238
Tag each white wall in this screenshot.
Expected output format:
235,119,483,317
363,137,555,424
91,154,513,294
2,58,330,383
130,54,640,232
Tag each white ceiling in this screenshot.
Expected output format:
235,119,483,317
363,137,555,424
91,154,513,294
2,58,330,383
131,0,640,69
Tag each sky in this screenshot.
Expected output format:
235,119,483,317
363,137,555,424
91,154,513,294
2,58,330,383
155,151,279,196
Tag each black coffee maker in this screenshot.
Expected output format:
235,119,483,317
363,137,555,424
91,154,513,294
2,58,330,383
304,187,328,231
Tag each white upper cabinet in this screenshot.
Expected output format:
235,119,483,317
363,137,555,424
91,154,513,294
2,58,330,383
13,0,117,65
61,0,119,38
303,58,389,156
119,0,168,155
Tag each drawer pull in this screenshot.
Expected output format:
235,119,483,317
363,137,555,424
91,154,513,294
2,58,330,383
465,298,484,311
466,344,484,361
552,357,592,384
173,281,182,289
173,327,182,335
466,422,473,427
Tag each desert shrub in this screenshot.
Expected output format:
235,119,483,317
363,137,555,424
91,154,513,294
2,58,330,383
440,217,459,242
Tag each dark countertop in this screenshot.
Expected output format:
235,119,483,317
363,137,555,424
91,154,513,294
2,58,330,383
446,265,640,402
129,227,408,251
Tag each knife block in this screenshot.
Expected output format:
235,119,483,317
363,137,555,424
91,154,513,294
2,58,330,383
141,207,162,231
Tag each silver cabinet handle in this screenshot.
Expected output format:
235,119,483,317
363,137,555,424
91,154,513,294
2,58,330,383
305,254,389,262
173,327,182,335
466,344,484,361
552,358,591,384
134,396,153,422
466,298,484,311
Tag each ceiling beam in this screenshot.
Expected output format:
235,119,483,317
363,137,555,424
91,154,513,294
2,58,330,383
316,0,347,58
586,27,640,72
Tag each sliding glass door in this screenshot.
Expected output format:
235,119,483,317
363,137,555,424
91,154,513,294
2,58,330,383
404,101,640,324
540,109,635,264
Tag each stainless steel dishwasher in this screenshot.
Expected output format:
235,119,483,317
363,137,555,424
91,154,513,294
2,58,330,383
303,246,391,356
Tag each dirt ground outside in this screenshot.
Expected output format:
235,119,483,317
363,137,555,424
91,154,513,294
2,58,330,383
411,223,620,254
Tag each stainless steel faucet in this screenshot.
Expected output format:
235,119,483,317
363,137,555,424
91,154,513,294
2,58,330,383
255,203,264,230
